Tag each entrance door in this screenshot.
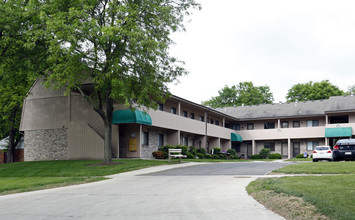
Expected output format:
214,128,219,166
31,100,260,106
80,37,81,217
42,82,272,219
293,142,300,157
281,143,288,157
247,143,252,157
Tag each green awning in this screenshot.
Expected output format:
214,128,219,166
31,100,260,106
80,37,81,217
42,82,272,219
231,133,243,142
112,109,152,125
325,127,352,138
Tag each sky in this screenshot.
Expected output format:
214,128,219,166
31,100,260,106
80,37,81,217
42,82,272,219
168,0,355,104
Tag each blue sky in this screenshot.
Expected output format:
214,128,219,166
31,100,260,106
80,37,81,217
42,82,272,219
168,0,355,104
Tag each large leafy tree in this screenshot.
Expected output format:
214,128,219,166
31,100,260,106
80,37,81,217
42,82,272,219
202,82,274,108
0,0,47,162
36,0,200,162
346,85,355,95
286,80,344,102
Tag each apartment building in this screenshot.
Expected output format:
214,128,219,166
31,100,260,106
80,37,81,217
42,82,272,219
20,79,355,160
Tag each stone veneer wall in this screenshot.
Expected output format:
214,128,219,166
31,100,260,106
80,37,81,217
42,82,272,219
141,128,160,159
24,128,68,161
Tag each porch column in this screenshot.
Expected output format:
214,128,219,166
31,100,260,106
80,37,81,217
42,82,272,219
178,101,181,116
252,139,256,155
288,138,291,159
139,124,143,158
325,115,328,125
177,130,181,145
325,137,329,146
223,117,225,127
278,119,281,129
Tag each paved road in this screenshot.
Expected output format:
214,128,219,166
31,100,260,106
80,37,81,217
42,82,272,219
0,161,292,220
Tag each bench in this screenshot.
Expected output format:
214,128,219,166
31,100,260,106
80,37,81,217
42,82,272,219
168,149,187,163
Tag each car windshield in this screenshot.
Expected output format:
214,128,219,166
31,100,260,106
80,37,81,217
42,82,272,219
315,147,329,150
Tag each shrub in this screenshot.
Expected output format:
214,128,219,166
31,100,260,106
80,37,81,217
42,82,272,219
296,154,304,158
250,154,261,159
259,148,271,159
227,149,237,156
230,155,238,160
213,147,221,155
196,148,207,155
204,154,212,159
268,153,282,159
188,146,197,155
219,154,227,159
175,145,188,155
186,152,195,159
196,153,204,159
152,151,168,159
159,145,175,153
212,154,220,159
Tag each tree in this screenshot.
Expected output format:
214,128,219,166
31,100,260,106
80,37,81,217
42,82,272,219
0,0,48,162
202,82,274,108
35,0,200,163
286,80,344,102
346,85,355,95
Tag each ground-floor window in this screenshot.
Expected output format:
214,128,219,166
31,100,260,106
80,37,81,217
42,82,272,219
307,141,319,150
264,142,275,151
158,134,164,147
142,131,149,146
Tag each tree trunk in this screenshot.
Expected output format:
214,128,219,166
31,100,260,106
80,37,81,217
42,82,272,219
6,127,15,163
103,95,114,163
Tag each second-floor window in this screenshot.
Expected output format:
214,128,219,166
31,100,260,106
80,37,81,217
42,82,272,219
215,120,220,126
264,122,275,129
183,111,188,117
247,123,254,130
190,113,195,119
293,121,300,128
170,107,176,114
199,116,204,122
281,121,289,128
307,120,319,127
232,124,240,130
158,103,163,111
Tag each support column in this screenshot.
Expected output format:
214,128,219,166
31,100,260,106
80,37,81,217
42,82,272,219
177,130,181,145
252,139,256,155
278,119,281,129
178,101,181,116
139,124,143,158
223,117,225,127
325,115,328,125
325,137,329,146
204,111,208,149
288,138,291,159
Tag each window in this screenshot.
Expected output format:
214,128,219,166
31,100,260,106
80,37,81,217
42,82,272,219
190,113,195,119
247,123,254,130
307,120,319,127
170,107,176,114
264,142,275,151
158,103,164,111
199,116,204,122
264,122,275,129
215,120,220,126
232,124,241,130
281,121,289,128
210,119,214,124
183,137,188,146
307,141,319,150
207,118,210,123
158,134,164,147
182,111,188,117
329,115,349,124
293,121,300,128
142,131,149,146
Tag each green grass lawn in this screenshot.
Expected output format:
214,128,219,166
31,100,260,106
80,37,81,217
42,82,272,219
0,159,167,195
285,158,312,162
274,161,355,174
248,175,355,220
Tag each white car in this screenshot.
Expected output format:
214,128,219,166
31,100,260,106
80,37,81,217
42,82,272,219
312,146,333,162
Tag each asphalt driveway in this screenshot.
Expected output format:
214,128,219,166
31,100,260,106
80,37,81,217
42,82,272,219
0,161,292,220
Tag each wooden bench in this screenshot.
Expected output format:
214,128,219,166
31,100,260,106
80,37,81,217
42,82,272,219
168,149,187,163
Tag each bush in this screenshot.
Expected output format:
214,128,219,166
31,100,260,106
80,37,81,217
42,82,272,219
204,154,212,159
296,154,305,158
230,155,238,160
213,147,221,155
219,154,227,159
212,154,220,159
186,152,195,159
196,148,207,155
196,153,204,159
159,145,175,153
227,149,237,156
175,145,188,155
268,153,282,159
259,148,271,159
152,151,168,159
250,154,262,159
188,146,197,155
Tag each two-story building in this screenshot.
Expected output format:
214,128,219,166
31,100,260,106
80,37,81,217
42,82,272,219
20,79,355,160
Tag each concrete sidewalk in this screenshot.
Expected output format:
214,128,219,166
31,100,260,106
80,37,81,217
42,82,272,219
0,162,284,220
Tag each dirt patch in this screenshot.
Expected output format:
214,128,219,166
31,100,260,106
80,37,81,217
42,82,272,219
87,162,122,167
250,190,330,220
